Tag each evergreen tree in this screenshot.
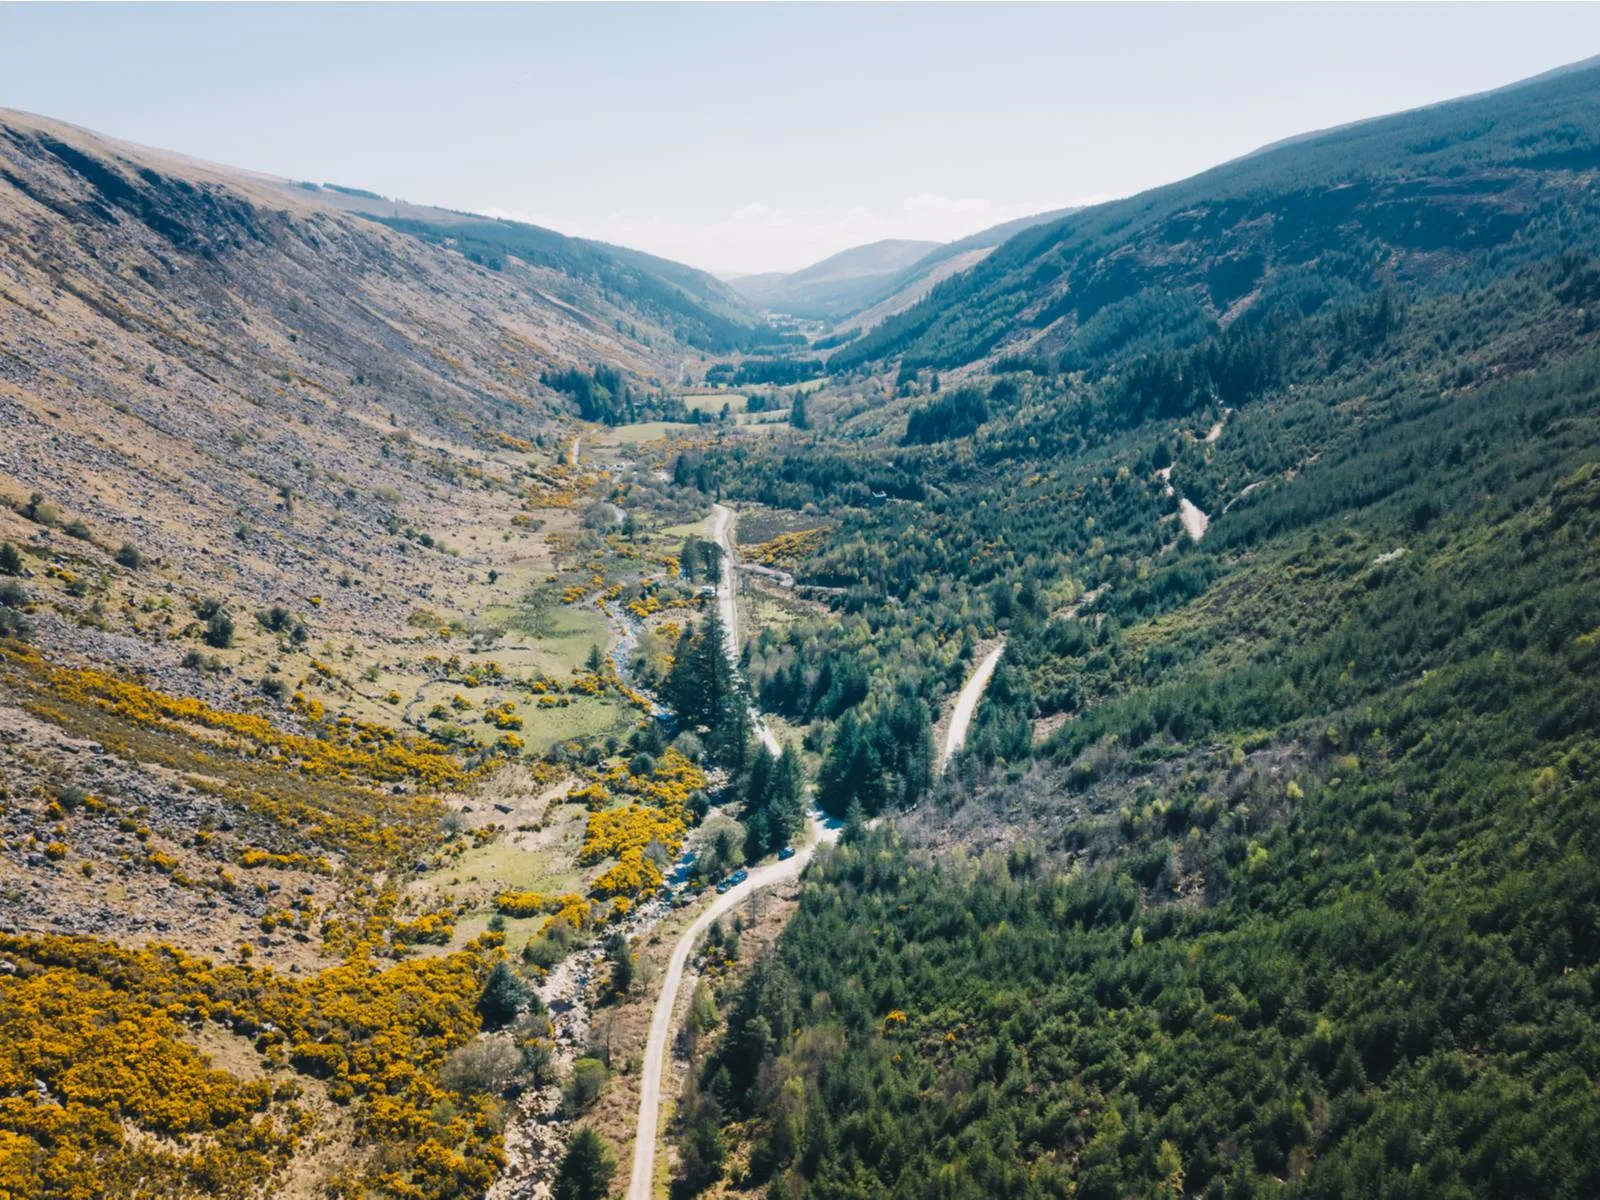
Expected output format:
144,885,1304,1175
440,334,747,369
478,961,530,1029
553,1128,616,1200
664,612,749,765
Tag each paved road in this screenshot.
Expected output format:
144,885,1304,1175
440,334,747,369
939,642,1005,771
626,502,818,1200
625,810,837,1200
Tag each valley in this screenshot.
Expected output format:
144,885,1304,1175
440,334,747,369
2,44,1600,1200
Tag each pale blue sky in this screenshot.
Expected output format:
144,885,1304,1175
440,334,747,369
3,3,1598,273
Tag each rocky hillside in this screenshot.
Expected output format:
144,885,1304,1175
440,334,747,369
0,108,708,611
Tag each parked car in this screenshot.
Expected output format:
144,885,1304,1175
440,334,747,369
778,846,796,861
715,880,731,894
730,868,748,885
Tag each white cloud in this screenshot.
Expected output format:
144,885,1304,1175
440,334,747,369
481,192,1111,275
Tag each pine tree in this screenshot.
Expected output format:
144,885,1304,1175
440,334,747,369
553,1127,616,1200
478,961,530,1029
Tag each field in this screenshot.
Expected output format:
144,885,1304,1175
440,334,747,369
588,420,702,446
681,390,748,415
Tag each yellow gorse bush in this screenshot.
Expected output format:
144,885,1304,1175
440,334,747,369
0,933,504,1200
753,527,827,568
492,891,544,918
27,653,465,787
573,749,707,903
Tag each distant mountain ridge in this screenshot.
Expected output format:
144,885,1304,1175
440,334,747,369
730,210,1079,326
731,238,939,315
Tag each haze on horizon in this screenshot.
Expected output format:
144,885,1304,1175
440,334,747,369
2,2,1598,275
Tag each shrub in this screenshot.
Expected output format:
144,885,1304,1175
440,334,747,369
0,543,21,575
258,605,293,632
605,932,634,995
438,1035,521,1096
204,611,235,649
0,581,27,609
562,1057,608,1116
22,493,57,527
113,543,143,570
64,519,91,540
494,891,545,918
523,919,581,970
261,676,288,702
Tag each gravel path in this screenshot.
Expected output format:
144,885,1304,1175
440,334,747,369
939,642,1005,771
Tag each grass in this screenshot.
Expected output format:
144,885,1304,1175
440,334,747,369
682,392,748,415
412,813,590,954
589,421,700,446
749,590,810,631
481,602,610,671
659,516,713,539
737,408,792,427
517,695,634,747
733,506,830,545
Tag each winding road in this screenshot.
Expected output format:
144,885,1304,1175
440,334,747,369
626,502,833,1200
939,643,1005,771
626,811,837,1200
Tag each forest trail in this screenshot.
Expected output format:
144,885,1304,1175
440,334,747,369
627,503,833,1200
940,643,1005,771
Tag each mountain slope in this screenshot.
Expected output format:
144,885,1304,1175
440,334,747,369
831,58,1600,372
0,109,735,614
369,215,778,354
258,176,775,355
680,57,1600,1200
824,207,1083,336
0,107,752,1200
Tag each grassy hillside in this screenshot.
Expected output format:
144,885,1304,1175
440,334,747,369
830,58,1600,372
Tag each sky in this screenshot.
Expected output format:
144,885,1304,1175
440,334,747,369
2,3,1599,275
